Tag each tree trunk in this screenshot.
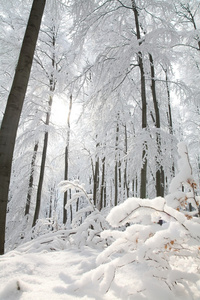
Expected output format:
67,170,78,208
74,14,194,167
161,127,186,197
63,145,68,224
32,95,53,227
164,68,175,178
99,156,105,211
25,142,39,216
0,0,46,255
49,184,55,219
32,23,57,228
93,158,99,207
131,0,148,198
63,95,73,224
118,159,122,200
114,162,118,206
104,184,107,208
164,69,173,135
123,124,129,198
114,118,120,206
149,53,164,197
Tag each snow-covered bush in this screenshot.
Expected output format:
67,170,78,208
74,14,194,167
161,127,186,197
12,207,109,253
7,180,109,253
166,142,200,216
31,216,59,239
69,143,200,299
70,197,200,298
59,180,109,248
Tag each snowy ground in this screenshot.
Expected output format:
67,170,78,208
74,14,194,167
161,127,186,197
0,246,102,300
0,240,200,300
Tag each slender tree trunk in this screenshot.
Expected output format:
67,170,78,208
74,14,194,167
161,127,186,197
49,187,54,218
114,118,120,206
123,124,129,198
63,95,73,224
114,162,118,206
32,94,53,227
149,54,164,197
93,139,100,207
164,68,175,179
99,156,105,211
0,0,46,255
104,184,107,208
25,142,39,215
93,158,99,207
131,0,148,198
118,159,122,200
164,69,173,135
32,24,57,228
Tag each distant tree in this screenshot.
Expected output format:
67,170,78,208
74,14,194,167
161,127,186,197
25,142,39,216
32,27,56,227
63,95,73,224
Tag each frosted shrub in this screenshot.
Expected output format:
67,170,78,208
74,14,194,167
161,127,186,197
59,180,109,248
166,142,200,216
70,196,200,298
70,143,200,299
8,181,109,253
31,216,59,240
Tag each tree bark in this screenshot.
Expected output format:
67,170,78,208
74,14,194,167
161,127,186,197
114,117,120,206
0,0,46,255
49,185,55,219
32,23,56,228
32,94,53,227
163,67,175,178
25,142,39,216
93,158,99,207
131,0,148,198
63,95,73,224
164,69,173,135
123,124,129,198
149,53,164,197
99,156,105,211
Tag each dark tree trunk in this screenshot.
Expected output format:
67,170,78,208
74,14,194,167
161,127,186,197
149,53,164,197
63,95,73,224
93,158,99,207
164,69,173,135
114,118,120,206
49,184,55,219
32,24,57,228
0,0,46,255
99,156,105,211
131,0,148,198
63,146,68,224
25,142,39,216
32,94,53,227
114,162,118,206
104,184,107,208
123,124,129,198
92,139,100,207
118,159,122,198
163,68,175,178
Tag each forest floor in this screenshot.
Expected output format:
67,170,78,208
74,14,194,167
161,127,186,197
0,236,200,300
0,246,104,300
